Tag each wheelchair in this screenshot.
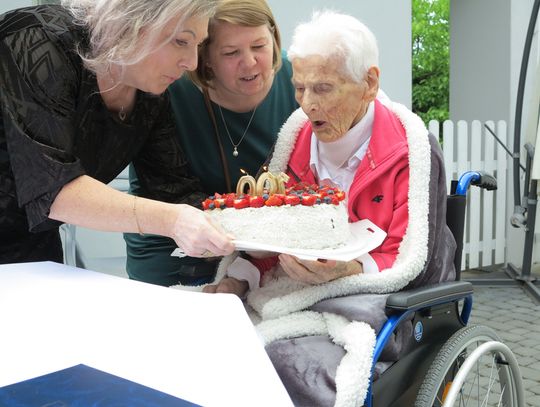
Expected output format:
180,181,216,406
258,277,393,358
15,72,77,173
366,171,525,407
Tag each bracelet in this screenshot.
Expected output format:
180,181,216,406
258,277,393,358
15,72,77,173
133,195,145,236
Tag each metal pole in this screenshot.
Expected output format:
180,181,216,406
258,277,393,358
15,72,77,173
520,178,537,282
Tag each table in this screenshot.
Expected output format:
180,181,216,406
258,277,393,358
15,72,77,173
0,262,293,407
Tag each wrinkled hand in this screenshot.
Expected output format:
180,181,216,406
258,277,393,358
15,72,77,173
278,254,363,284
172,204,234,257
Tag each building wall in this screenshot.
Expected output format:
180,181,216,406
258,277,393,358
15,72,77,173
450,0,511,123
0,0,32,14
450,0,536,129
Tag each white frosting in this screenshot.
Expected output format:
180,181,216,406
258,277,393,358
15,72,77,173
209,203,350,249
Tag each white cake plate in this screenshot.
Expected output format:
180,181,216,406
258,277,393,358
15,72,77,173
171,219,386,262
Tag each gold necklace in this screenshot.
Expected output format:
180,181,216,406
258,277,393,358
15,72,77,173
217,104,257,157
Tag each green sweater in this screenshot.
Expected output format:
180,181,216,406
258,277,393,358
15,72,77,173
125,56,297,286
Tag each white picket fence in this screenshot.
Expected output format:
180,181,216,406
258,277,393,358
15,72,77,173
429,120,509,271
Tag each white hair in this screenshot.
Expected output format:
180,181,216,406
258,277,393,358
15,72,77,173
287,10,379,83
61,0,217,74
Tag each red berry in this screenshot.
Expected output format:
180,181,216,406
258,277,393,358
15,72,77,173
301,195,317,206
224,194,235,208
202,199,213,210
249,196,265,208
233,198,250,209
265,195,283,206
335,191,346,201
284,195,300,206
214,198,225,209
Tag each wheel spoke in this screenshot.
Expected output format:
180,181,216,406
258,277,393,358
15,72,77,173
481,354,498,407
414,326,523,407
462,350,479,406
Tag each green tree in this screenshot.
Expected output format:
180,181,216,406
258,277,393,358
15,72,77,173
412,0,449,124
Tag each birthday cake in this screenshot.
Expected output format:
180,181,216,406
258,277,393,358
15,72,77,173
202,172,351,250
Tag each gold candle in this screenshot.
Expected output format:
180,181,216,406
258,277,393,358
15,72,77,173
236,170,256,196
255,172,278,195
275,172,290,194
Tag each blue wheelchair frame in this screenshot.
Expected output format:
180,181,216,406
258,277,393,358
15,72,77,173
364,171,495,407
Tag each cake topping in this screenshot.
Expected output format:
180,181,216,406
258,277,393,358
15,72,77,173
203,176,346,211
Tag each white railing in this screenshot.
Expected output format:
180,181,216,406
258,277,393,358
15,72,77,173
429,120,509,271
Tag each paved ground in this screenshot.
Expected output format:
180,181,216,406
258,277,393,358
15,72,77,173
462,269,540,407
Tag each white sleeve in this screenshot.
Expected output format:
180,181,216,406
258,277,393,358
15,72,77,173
356,253,379,274
226,256,261,291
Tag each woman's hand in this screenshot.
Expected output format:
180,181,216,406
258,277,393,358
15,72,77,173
172,204,235,257
278,254,363,284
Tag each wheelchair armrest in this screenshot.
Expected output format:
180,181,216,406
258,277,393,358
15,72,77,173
385,281,473,314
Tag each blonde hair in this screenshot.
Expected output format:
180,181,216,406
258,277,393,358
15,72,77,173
288,10,379,84
189,0,281,89
61,0,217,75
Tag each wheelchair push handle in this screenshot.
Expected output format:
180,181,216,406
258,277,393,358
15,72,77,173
451,171,497,196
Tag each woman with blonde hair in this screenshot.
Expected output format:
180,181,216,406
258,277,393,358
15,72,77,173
0,0,234,264
125,0,298,286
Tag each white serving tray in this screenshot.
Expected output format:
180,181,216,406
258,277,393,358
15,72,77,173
171,219,386,262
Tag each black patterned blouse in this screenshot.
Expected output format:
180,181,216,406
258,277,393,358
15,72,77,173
0,5,203,263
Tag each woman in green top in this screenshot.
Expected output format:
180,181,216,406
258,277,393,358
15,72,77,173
125,0,298,286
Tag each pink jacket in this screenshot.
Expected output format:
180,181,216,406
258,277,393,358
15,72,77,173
285,100,409,271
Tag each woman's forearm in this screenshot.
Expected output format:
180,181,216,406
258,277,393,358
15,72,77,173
49,175,234,257
49,175,175,236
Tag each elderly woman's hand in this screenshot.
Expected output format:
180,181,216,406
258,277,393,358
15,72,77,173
278,254,363,284
172,204,235,257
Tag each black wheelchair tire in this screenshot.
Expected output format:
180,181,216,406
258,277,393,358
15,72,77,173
414,324,520,407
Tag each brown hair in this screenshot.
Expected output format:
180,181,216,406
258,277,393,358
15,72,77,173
188,0,281,89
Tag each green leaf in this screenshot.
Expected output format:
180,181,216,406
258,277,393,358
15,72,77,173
412,0,449,124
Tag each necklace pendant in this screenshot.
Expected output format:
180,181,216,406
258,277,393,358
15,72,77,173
118,108,126,121
218,104,257,160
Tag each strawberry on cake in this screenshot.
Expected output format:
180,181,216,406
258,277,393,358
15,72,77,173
202,180,350,250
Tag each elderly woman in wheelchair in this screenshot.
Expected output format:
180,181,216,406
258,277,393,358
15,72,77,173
194,10,524,407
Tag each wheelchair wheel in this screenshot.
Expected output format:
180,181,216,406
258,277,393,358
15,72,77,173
414,325,524,407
